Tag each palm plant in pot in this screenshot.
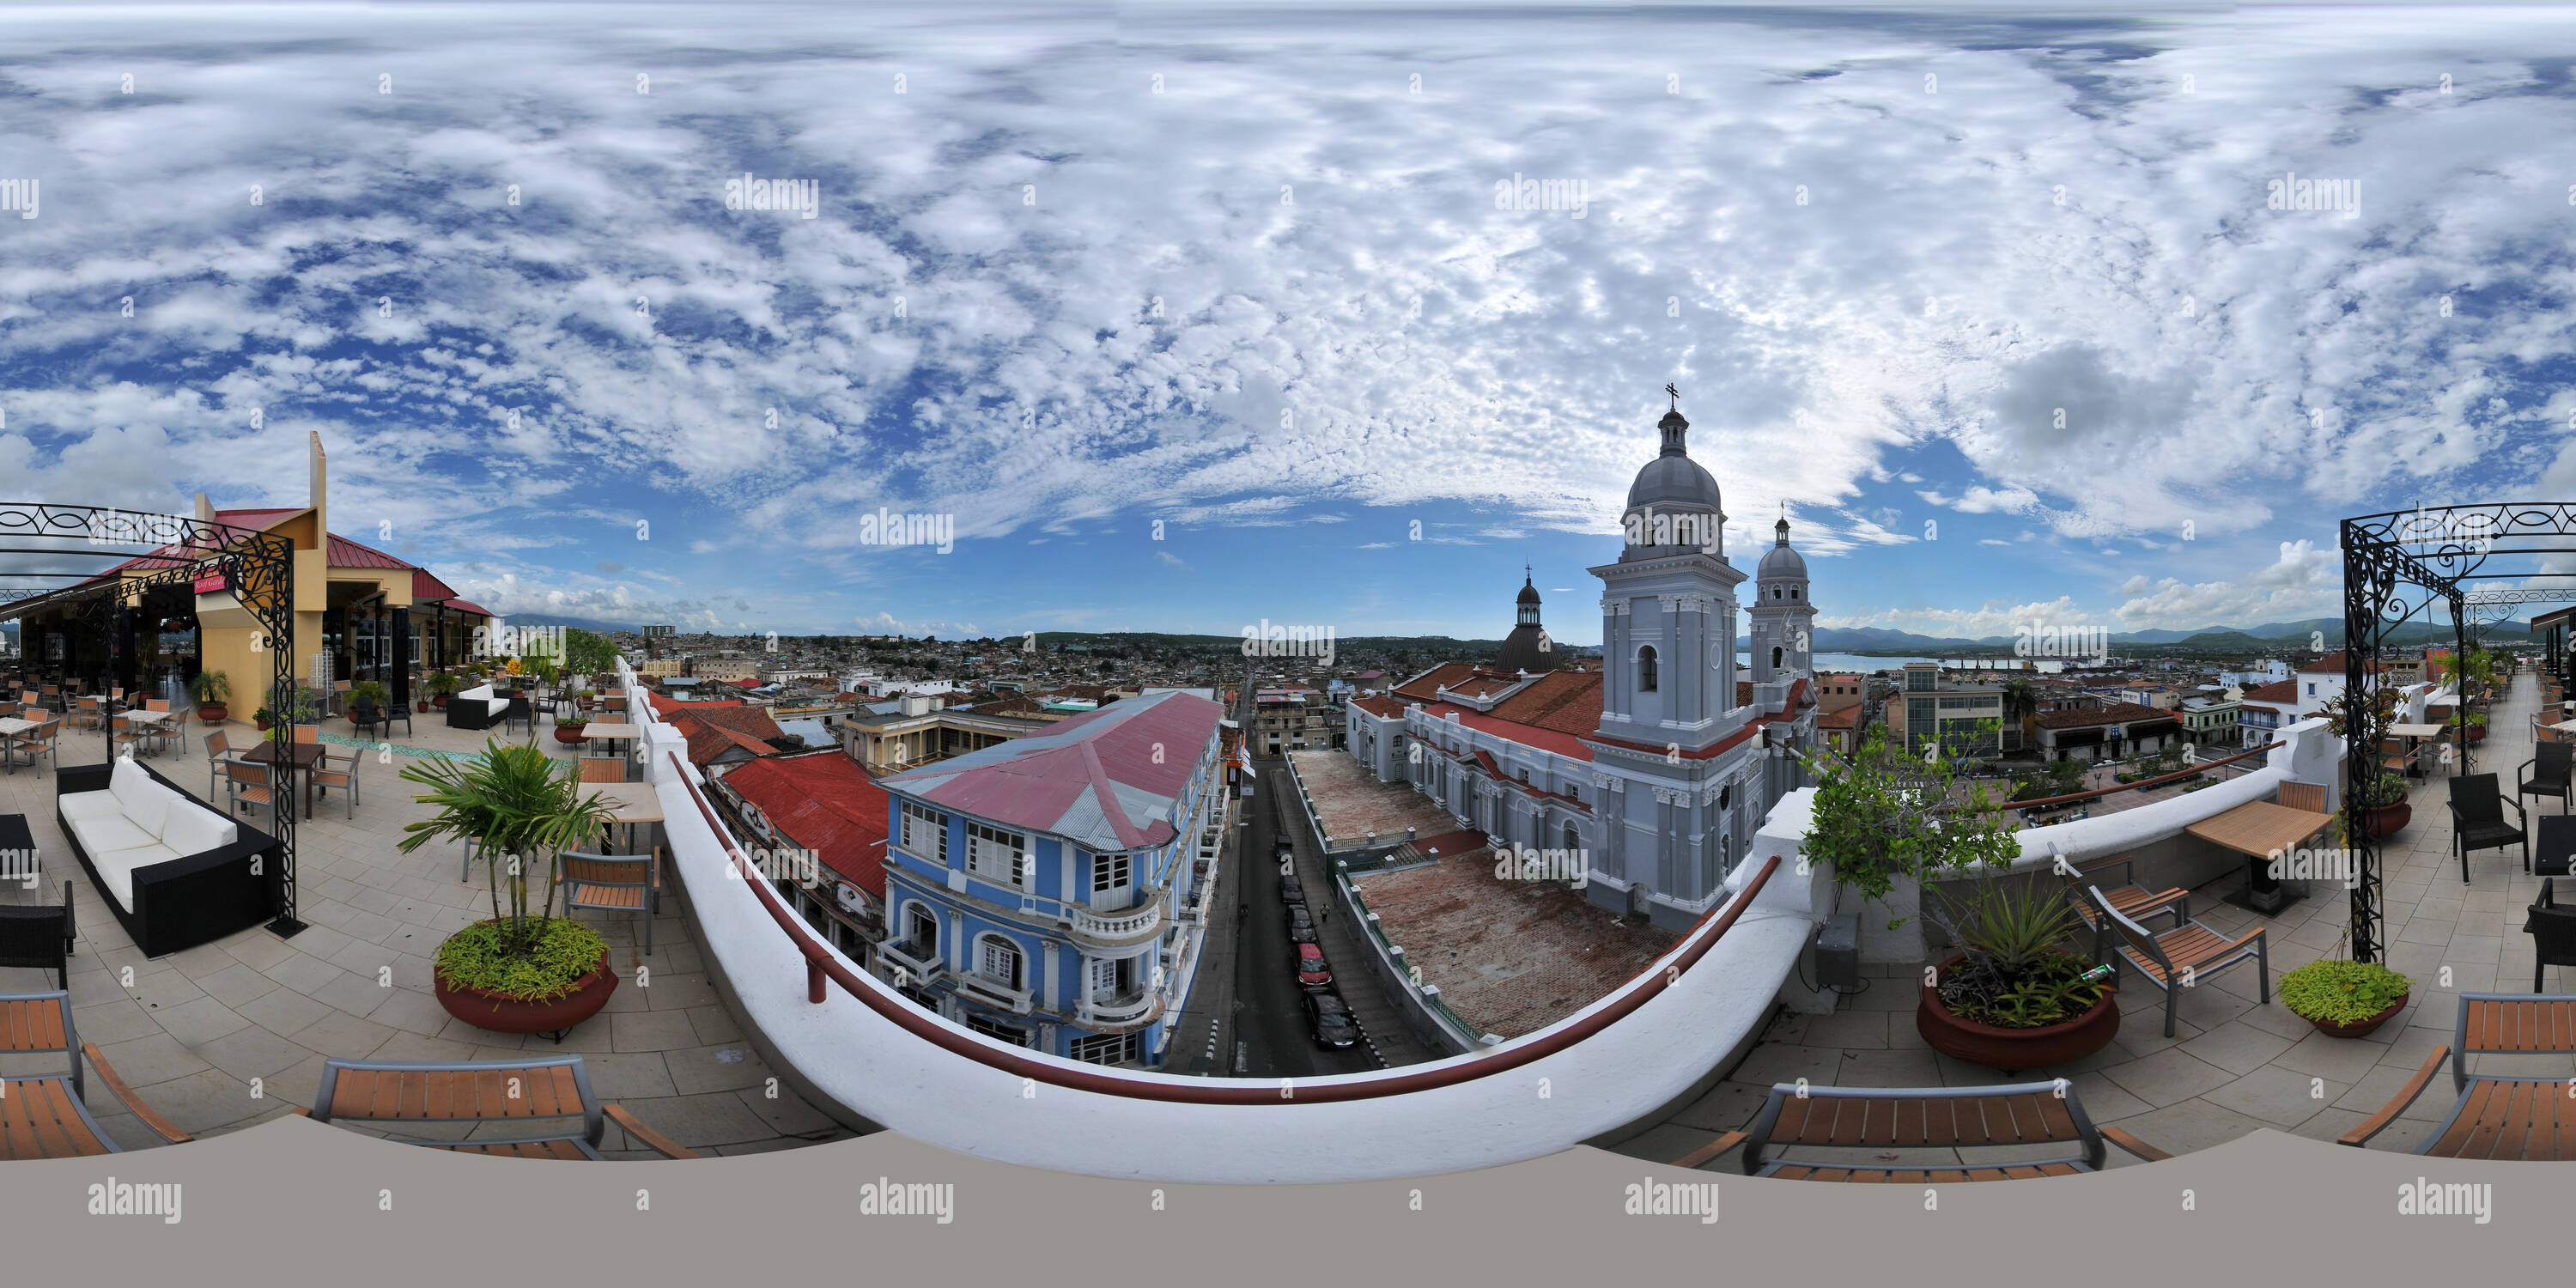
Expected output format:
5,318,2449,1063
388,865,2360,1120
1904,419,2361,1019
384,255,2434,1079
188,669,231,724
396,738,620,1038
425,671,461,709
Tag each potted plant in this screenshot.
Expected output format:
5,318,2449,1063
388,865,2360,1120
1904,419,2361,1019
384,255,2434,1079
2464,709,2489,745
2354,770,2411,837
2280,956,2410,1037
396,738,620,1037
1797,721,2025,962
426,672,461,710
252,704,275,733
1917,874,2119,1071
554,708,591,746
264,683,320,743
188,670,232,724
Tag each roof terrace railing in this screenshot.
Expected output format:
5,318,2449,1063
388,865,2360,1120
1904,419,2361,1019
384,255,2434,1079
670,749,1780,1105
1927,739,2285,815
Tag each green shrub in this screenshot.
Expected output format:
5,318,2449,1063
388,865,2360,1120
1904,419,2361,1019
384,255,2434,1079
434,916,608,1002
2279,958,2410,1025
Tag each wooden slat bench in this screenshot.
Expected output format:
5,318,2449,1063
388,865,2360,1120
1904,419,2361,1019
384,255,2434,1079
0,992,192,1158
1671,1081,2169,1180
300,1055,701,1159
2344,992,2576,1158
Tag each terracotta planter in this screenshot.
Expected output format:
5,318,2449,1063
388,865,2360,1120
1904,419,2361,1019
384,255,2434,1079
2303,993,2408,1039
196,704,228,724
2362,800,2413,837
2466,725,2487,744
434,939,617,1037
1918,954,2119,1072
254,716,273,732
553,726,590,746
416,700,430,713
431,695,450,709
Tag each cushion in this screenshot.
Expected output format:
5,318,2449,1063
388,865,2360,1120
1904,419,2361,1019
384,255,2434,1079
461,685,495,702
124,783,179,841
59,790,122,824
71,813,159,856
90,843,181,912
158,798,238,854
108,757,158,814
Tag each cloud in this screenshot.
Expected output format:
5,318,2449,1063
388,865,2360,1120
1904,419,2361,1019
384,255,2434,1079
2111,541,2342,630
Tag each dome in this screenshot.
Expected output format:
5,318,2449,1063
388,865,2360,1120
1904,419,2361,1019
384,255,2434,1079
1624,410,1722,513
1759,516,1807,580
1516,575,1541,606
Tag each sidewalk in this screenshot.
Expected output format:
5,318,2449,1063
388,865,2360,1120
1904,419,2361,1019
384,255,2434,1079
1276,762,1434,1069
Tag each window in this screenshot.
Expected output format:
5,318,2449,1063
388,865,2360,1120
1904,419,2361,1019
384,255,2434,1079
1772,586,1782,599
966,1014,1033,1047
1091,852,1131,894
901,801,946,864
1517,766,1529,783
1771,646,1783,671
1068,1032,1139,1065
976,935,1022,989
1637,647,1659,692
1791,586,1800,599
905,904,937,951
1564,822,1579,853
1088,956,1136,999
967,822,1028,886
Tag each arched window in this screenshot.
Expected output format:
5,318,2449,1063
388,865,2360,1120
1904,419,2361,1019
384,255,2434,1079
1637,646,1659,692
1773,586,1783,599
1791,586,1801,599
1771,646,1783,671
1564,822,1579,854
975,934,1023,990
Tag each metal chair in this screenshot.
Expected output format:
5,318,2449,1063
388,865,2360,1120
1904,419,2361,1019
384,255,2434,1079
141,698,176,757
2058,854,2187,966
2522,742,2573,817
0,883,75,990
5,717,59,775
71,696,104,732
310,744,361,819
202,730,239,800
224,759,277,829
2090,884,2269,1037
560,848,661,955
0,993,191,1158
2449,773,2529,879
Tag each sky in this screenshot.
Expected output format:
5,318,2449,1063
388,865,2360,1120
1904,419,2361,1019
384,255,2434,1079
2,2,2572,646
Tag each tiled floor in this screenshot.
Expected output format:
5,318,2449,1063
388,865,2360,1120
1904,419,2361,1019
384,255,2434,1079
0,708,856,1158
1616,670,2566,1170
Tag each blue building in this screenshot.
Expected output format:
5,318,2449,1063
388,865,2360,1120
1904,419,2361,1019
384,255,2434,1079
874,690,1230,1066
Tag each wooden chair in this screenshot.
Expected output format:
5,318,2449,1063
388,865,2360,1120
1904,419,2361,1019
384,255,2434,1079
2343,993,2576,1157
2088,884,2268,1037
0,993,192,1158
203,730,239,801
140,698,173,756
2522,743,2573,817
1671,1080,2170,1179
2449,773,2529,880
72,696,104,732
5,718,58,776
2057,854,2187,966
2279,781,2326,814
561,848,661,956
299,1055,698,1159
224,759,276,829
0,884,75,990
577,756,625,784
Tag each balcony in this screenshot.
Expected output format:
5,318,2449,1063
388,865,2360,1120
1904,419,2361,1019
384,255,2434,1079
1066,894,1165,949
878,939,945,987
1077,990,1166,1031
953,970,1036,1016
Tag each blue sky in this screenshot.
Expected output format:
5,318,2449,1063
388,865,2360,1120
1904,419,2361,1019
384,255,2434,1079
3,3,2573,645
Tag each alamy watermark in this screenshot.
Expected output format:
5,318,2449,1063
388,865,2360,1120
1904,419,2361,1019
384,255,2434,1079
472,623,563,659
724,173,819,219
1622,505,1720,555
1,847,37,890
1494,845,1589,885
2266,171,2358,218
857,507,954,555
2268,845,2359,889
1242,620,1335,667
1492,173,1589,218
0,177,36,220
88,1178,180,1224
1624,1175,1718,1223
725,846,822,887
2014,621,2111,666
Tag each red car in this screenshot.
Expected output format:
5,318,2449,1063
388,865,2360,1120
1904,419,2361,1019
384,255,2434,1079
1295,943,1333,990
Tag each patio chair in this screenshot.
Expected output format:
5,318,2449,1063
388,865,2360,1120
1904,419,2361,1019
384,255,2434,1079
0,883,76,990
2449,773,2529,880
2058,854,2187,966
203,729,240,800
2521,742,2573,817
348,701,385,738
298,1054,697,1158
2342,993,2576,1157
71,696,104,732
379,699,412,739
578,756,626,784
310,744,361,820
560,848,661,956
110,711,149,761
0,993,192,1158
2089,884,2269,1037
224,759,277,830
2524,878,2576,993
4,717,59,776
140,699,176,757
1670,1080,2170,1178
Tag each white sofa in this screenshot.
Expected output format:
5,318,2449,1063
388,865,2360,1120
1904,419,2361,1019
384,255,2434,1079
447,684,515,730
59,757,240,913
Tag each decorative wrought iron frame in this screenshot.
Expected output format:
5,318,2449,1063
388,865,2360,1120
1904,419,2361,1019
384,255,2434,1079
0,502,304,936
2341,502,2576,962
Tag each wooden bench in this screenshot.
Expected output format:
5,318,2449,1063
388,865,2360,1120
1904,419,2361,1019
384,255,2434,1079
0,992,192,1158
1670,1081,2169,1180
300,1055,701,1159
2343,993,2576,1157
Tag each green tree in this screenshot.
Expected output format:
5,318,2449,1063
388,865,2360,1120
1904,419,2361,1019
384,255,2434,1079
1796,722,2025,928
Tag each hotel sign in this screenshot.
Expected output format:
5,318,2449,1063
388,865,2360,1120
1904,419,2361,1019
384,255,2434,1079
191,569,231,597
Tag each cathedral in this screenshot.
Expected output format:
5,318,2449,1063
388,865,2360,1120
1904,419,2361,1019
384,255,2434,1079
1344,397,1820,932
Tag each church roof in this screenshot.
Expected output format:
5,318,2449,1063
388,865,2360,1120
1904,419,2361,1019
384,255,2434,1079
1625,406,1722,514
1759,515,1807,580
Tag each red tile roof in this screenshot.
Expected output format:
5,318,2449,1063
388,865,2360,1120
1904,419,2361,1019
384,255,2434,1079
1418,702,1597,762
445,599,493,617
2036,702,2173,730
324,532,413,571
675,715,778,767
1485,670,1602,738
671,704,787,743
2242,680,2299,706
1391,663,1477,702
411,568,462,602
1350,695,1406,719
720,751,889,898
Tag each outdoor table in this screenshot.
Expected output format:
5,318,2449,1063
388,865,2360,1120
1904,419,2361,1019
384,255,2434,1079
239,741,328,821
2389,722,2451,777
2189,799,2333,914
578,781,664,851
117,708,175,757
0,717,33,775
584,722,640,765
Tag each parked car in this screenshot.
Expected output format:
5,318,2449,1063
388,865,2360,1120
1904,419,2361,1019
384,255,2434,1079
1304,992,1359,1048
1295,943,1332,990
1280,876,1304,904
1287,907,1317,944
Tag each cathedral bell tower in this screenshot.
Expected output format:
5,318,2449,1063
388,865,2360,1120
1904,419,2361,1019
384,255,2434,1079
1748,512,1814,684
